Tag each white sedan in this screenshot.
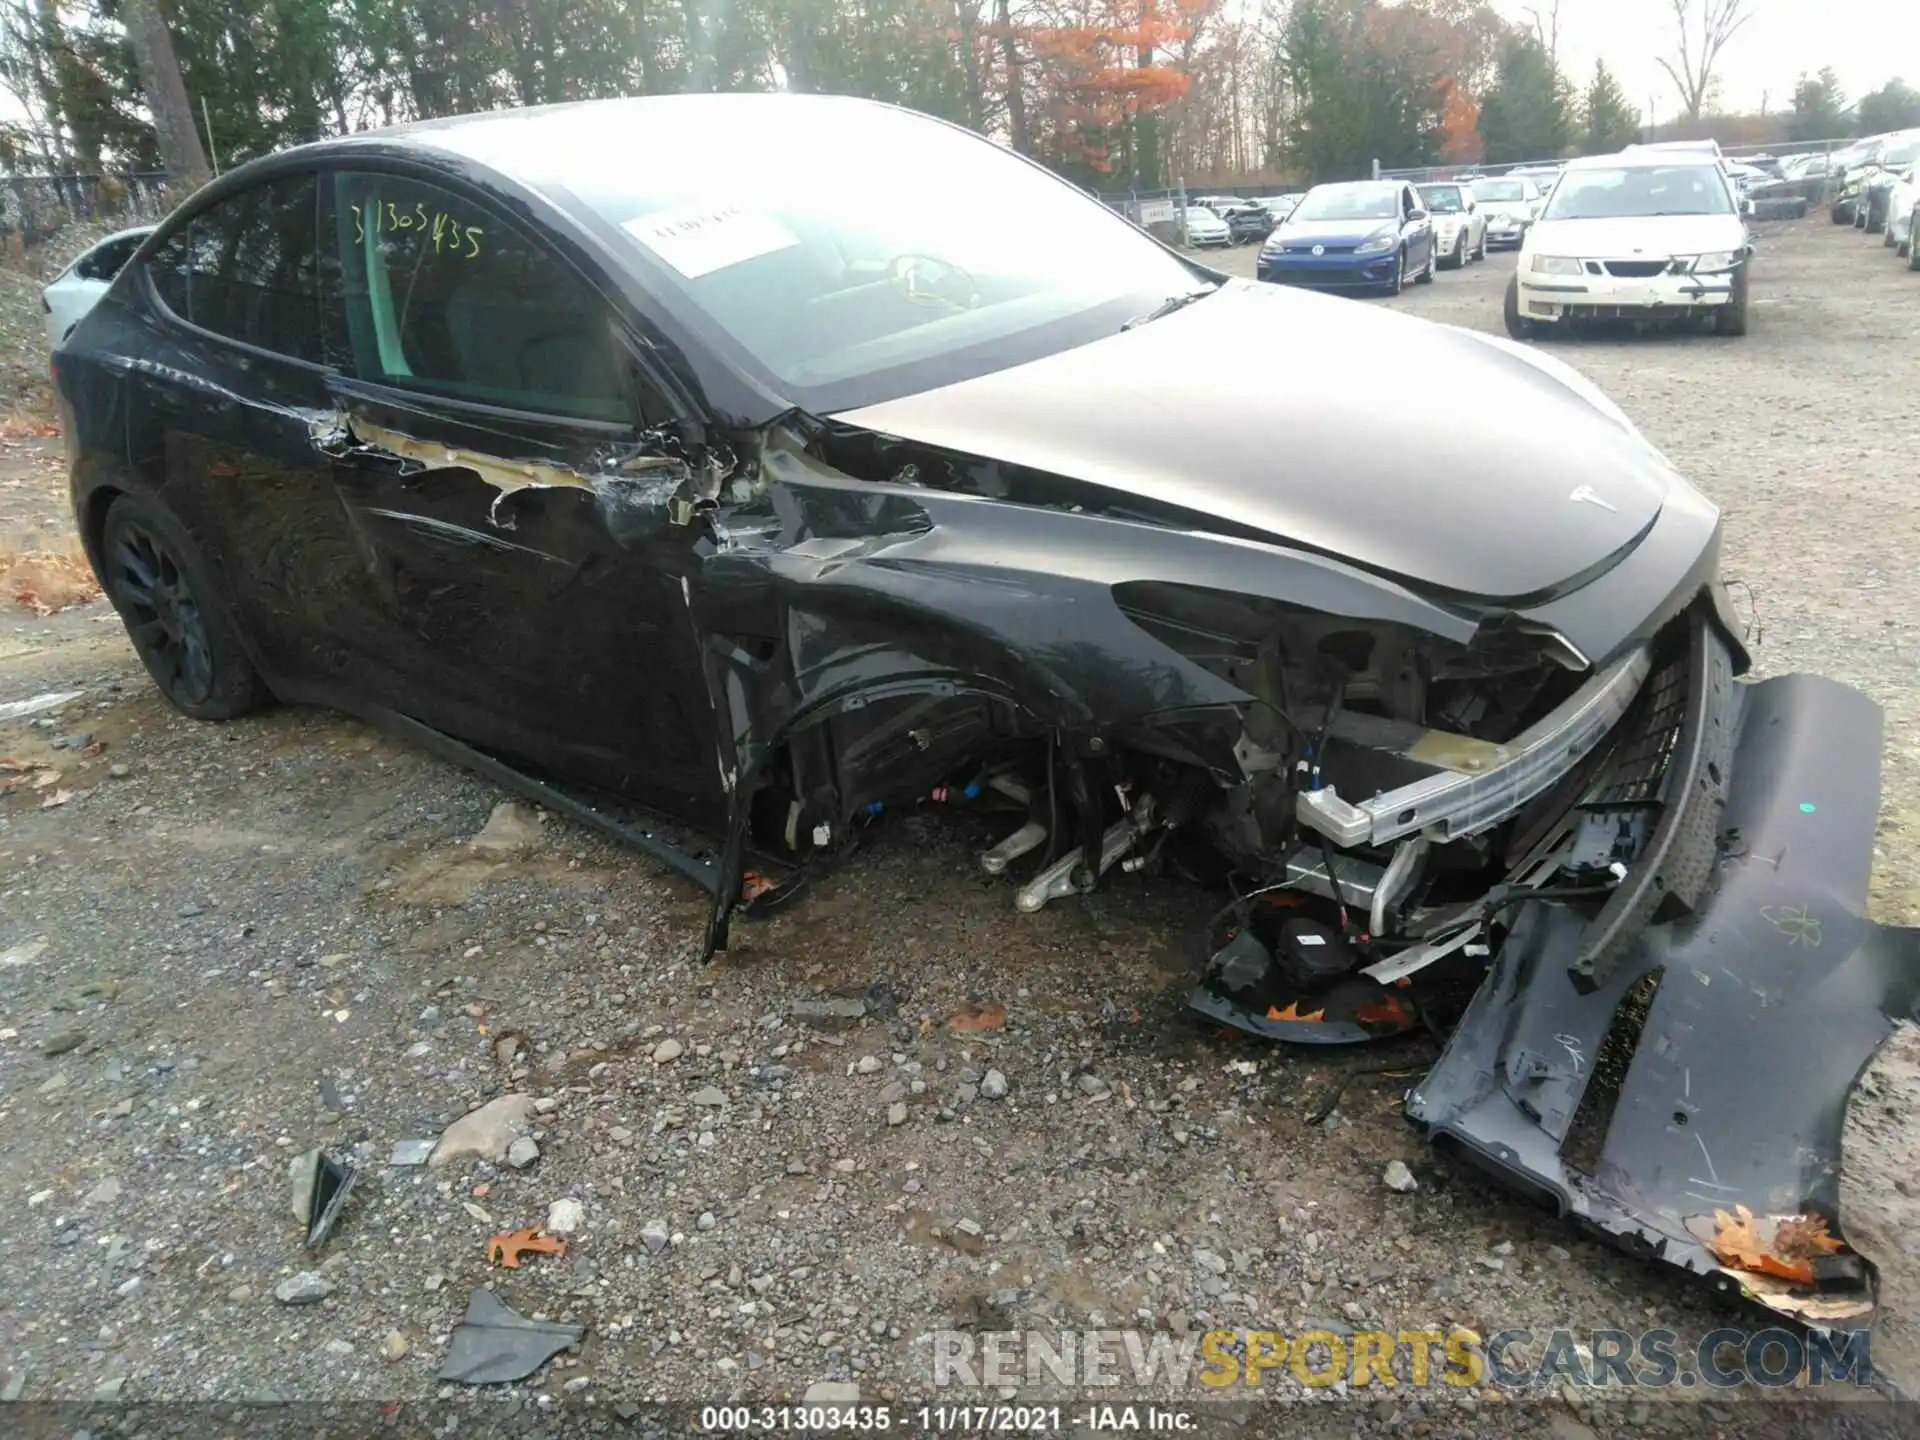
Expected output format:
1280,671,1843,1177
1506,151,1752,337
1415,182,1486,268
1183,206,1231,248
43,226,154,349
1883,165,1917,256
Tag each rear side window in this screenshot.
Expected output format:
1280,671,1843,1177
145,175,322,362
73,233,147,282
323,171,630,424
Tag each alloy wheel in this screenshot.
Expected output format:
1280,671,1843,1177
109,522,216,707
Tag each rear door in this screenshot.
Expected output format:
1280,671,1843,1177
121,172,352,685
312,166,724,822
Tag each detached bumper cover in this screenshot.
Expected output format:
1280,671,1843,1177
1409,621,1920,1325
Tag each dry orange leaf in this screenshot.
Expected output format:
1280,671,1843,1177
1266,1002,1326,1023
486,1226,567,1269
1773,1213,1843,1261
1710,1205,1835,1285
946,1001,1006,1034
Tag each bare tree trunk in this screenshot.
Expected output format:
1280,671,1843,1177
956,0,983,131
995,0,1028,153
121,0,209,189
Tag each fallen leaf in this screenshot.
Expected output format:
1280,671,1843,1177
40,788,72,809
1774,1213,1843,1261
30,768,62,789
486,1225,568,1269
82,739,106,757
1711,1205,1822,1284
946,1000,1006,1034
461,1200,493,1224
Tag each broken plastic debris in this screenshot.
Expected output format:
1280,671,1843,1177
438,1287,583,1384
289,1148,358,1251
0,690,82,722
388,1138,436,1167
486,1225,568,1269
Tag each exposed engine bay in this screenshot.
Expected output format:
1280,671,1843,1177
737,540,1666,1049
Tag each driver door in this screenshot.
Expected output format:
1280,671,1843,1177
314,166,725,824
1401,186,1433,269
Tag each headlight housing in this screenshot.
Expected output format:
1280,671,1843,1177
1689,250,1743,273
1529,254,1582,275
1355,232,1396,255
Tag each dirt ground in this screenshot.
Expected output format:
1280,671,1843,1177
2,217,1917,1438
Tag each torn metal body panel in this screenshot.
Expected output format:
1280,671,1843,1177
52,93,1912,1338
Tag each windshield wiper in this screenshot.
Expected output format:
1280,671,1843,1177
1122,284,1220,332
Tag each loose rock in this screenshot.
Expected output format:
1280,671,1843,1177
506,1136,540,1169
1383,1160,1418,1194
273,1272,336,1306
981,1069,1009,1100
429,1094,536,1168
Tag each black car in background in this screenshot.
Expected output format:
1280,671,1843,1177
1220,202,1274,244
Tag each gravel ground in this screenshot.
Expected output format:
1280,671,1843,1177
1,217,1916,1438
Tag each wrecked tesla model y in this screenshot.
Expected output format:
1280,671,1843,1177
58,94,1918,1334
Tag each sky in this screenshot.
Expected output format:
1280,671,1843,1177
1492,0,1920,125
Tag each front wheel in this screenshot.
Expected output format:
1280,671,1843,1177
1908,226,1920,269
99,492,267,720
1416,244,1435,284
1382,249,1405,297
1714,267,1750,337
1502,275,1532,339
1474,229,1488,261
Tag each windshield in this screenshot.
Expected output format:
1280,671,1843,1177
1291,184,1399,222
472,97,1198,413
1542,164,1735,220
1472,179,1527,203
1416,185,1465,213
1883,136,1920,166
1187,207,1220,222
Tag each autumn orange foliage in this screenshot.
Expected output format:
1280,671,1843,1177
1021,0,1212,175
1438,78,1484,162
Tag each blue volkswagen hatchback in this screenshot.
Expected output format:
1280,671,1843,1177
1256,180,1436,295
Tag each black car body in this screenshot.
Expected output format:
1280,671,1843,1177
57,95,1919,1334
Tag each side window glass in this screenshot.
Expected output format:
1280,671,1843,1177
324,171,631,424
144,176,323,363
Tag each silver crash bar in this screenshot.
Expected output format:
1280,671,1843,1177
1295,644,1652,848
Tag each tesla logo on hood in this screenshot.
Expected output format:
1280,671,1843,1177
1568,484,1617,512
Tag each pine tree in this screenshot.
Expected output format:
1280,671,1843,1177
1581,59,1639,155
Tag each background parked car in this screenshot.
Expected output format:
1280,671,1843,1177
1219,202,1275,244
1470,175,1543,248
1184,205,1232,247
1415,181,1486,267
1885,165,1919,256
1257,179,1435,295
1259,193,1305,221
1858,130,1920,231
42,225,154,348
1830,135,1888,223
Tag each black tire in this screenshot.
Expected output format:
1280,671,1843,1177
1831,202,1850,225
1382,249,1405,297
1502,275,1532,339
1909,229,1920,270
1475,230,1488,261
98,492,266,721
1415,243,1435,283
1715,267,1750,337
1440,233,1463,270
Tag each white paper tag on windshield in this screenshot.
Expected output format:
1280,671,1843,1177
1296,934,1327,946
624,204,798,279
